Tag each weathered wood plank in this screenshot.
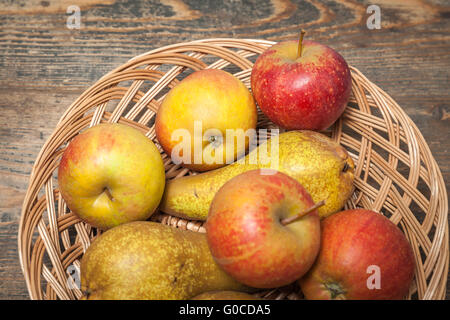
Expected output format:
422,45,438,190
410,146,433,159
0,222,29,300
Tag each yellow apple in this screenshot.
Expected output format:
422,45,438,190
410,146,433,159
155,69,257,172
58,123,165,230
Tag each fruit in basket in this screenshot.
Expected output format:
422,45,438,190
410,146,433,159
299,209,416,300
206,170,321,288
155,69,257,172
191,291,261,300
80,221,252,300
251,31,351,131
160,130,354,220
58,123,165,230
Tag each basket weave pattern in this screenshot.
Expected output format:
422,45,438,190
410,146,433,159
18,39,448,300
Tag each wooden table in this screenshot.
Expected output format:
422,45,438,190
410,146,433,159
0,0,448,300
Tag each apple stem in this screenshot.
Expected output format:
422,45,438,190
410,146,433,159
297,29,306,59
281,200,325,226
104,187,114,202
343,162,350,172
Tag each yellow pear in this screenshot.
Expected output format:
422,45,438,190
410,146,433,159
160,130,354,220
191,291,261,300
80,221,252,300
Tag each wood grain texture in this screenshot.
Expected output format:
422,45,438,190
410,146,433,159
0,0,448,299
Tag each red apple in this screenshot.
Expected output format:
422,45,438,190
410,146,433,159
251,33,351,131
206,169,321,288
299,209,416,300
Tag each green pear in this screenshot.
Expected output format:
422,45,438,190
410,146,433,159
80,221,251,300
160,130,355,220
191,291,261,300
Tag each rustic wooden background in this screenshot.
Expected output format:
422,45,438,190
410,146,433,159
0,0,448,299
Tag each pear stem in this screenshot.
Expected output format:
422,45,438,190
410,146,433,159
297,29,306,59
281,200,325,226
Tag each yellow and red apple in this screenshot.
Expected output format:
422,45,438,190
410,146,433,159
299,209,415,299
155,69,257,172
206,169,321,288
251,37,351,131
58,123,165,230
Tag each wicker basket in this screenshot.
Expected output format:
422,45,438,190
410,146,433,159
18,39,448,300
